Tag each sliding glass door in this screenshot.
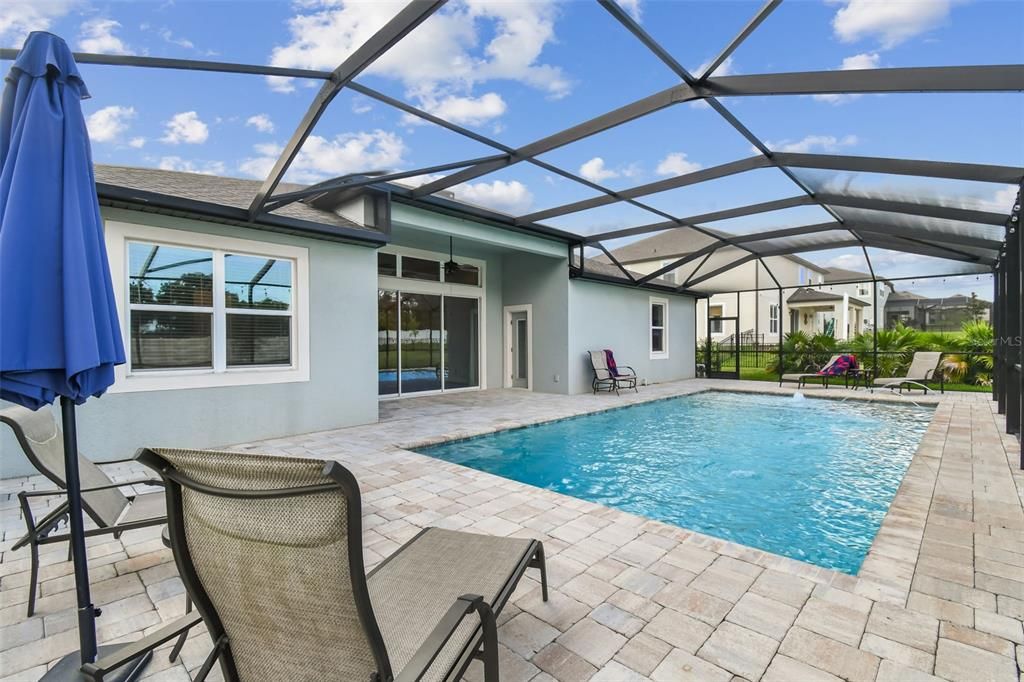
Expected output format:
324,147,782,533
378,290,399,395
443,296,479,390
378,289,479,396
400,293,442,393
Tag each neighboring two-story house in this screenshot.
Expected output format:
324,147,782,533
602,232,887,343
885,291,991,331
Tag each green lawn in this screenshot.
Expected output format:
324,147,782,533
737,367,989,392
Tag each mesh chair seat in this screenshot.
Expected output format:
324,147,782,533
118,491,166,525
368,528,534,682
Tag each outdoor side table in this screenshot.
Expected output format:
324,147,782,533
846,368,874,390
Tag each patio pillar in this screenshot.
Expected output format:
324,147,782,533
777,286,783,382
873,279,879,376
839,293,850,340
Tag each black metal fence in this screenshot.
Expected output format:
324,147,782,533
701,343,994,387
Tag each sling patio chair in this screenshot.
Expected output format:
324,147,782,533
0,405,166,616
82,448,548,682
873,351,944,394
779,354,847,389
589,350,638,395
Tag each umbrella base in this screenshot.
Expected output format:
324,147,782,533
41,646,151,682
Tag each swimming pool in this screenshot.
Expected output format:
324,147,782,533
418,391,933,574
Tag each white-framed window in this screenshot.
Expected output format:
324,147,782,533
857,283,870,297
378,249,481,287
650,297,669,359
105,221,310,392
709,303,724,334
660,260,677,284
769,303,779,334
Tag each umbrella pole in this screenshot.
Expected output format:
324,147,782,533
42,398,150,681
60,396,98,664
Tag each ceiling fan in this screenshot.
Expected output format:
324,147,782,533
444,236,462,275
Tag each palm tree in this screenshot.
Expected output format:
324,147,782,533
942,320,994,385
848,324,917,377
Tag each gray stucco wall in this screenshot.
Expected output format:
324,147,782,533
568,280,696,395
1,207,379,477
501,253,570,394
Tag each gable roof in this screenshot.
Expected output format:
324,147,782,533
824,267,871,283
94,165,384,244
787,287,868,306
599,226,824,272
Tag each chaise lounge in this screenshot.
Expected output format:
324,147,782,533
873,351,944,394
0,405,167,616
779,354,857,389
589,350,638,395
82,448,548,682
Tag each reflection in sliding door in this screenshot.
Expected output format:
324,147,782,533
378,290,398,395
400,293,442,393
443,296,479,389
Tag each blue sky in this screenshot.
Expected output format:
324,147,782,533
3,0,1021,295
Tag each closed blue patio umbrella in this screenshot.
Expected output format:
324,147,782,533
1,32,147,680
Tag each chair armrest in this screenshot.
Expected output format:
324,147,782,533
100,456,146,465
81,611,203,681
19,479,163,498
615,366,637,376
395,594,493,682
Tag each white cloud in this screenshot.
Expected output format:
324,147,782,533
418,92,507,125
394,171,534,214
980,185,1019,213
832,0,952,49
158,27,193,49
78,18,130,55
129,137,146,148
839,52,880,70
579,157,619,183
618,0,642,22
352,98,373,114
239,130,406,184
266,0,569,124
245,114,275,133
86,105,135,143
694,55,735,79
656,152,702,177
157,156,226,175
813,52,881,103
453,179,533,214
161,111,209,145
765,134,859,154
0,1,77,44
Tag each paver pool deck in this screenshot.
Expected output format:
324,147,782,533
1,379,1021,681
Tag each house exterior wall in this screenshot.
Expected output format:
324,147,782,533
567,281,696,395
1,207,379,476
501,252,571,394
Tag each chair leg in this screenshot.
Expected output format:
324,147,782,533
26,540,39,617
478,603,499,682
530,542,549,602
169,595,193,662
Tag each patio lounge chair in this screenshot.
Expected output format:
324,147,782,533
589,350,638,395
779,354,848,389
0,405,166,616
82,448,548,682
873,351,944,394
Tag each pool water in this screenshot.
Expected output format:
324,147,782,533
419,391,933,574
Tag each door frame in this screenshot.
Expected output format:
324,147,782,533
706,315,741,380
503,304,533,390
